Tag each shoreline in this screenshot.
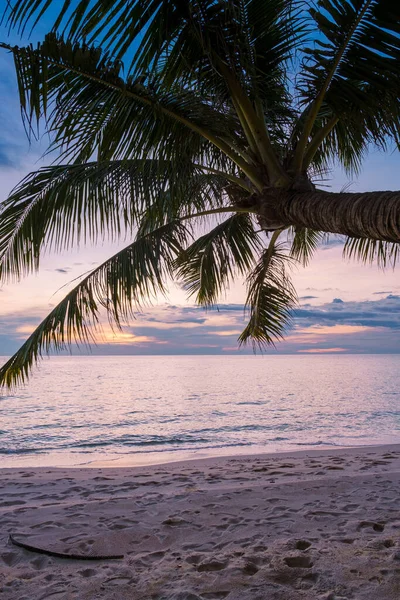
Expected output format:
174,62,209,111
2,439,400,470
1,443,400,598
89,441,400,469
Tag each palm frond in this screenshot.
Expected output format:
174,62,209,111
176,214,262,306
0,35,253,174
308,92,400,176
137,172,228,236
4,0,304,90
343,237,400,269
289,227,326,266
239,236,297,348
139,0,304,90
137,0,304,177
3,1,165,54
3,1,305,162
0,219,189,388
295,0,400,173
0,159,228,281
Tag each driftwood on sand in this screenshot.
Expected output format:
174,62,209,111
9,534,124,560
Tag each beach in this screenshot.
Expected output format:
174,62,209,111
1,445,400,599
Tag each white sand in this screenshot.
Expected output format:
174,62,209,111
1,445,400,599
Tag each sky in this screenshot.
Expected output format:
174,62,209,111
0,8,400,358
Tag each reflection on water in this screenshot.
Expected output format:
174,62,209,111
0,355,399,466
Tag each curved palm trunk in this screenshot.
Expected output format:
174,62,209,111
257,190,400,242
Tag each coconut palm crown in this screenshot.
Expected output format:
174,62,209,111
0,0,400,386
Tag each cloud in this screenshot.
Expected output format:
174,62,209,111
299,295,318,300
296,324,373,336
97,325,164,346
214,330,243,336
285,295,400,354
1,295,400,357
298,347,347,354
305,287,342,292
373,291,393,295
105,297,400,354
54,268,70,274
294,295,400,329
203,314,240,327
16,325,37,337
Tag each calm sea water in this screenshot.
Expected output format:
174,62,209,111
0,355,399,467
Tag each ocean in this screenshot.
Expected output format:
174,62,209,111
0,354,399,467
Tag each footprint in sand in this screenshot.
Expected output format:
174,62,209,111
105,576,132,586
169,593,202,600
243,561,259,575
295,540,312,550
162,517,190,527
31,555,50,570
78,568,97,577
39,589,74,600
358,521,385,532
342,504,359,512
197,559,228,572
1,551,19,566
284,555,313,568
143,550,166,563
185,554,203,565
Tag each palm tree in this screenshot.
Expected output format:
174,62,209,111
0,0,399,386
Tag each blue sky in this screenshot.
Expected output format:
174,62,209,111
0,8,400,357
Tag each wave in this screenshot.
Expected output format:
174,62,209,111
294,441,340,447
1,436,254,455
70,434,212,449
0,447,48,455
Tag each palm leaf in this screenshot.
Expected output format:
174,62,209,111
0,159,225,281
4,0,304,92
137,173,228,236
239,236,297,348
3,1,167,56
3,1,304,170
289,227,326,266
343,236,400,269
295,0,400,172
176,213,262,306
0,219,189,388
0,35,250,172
